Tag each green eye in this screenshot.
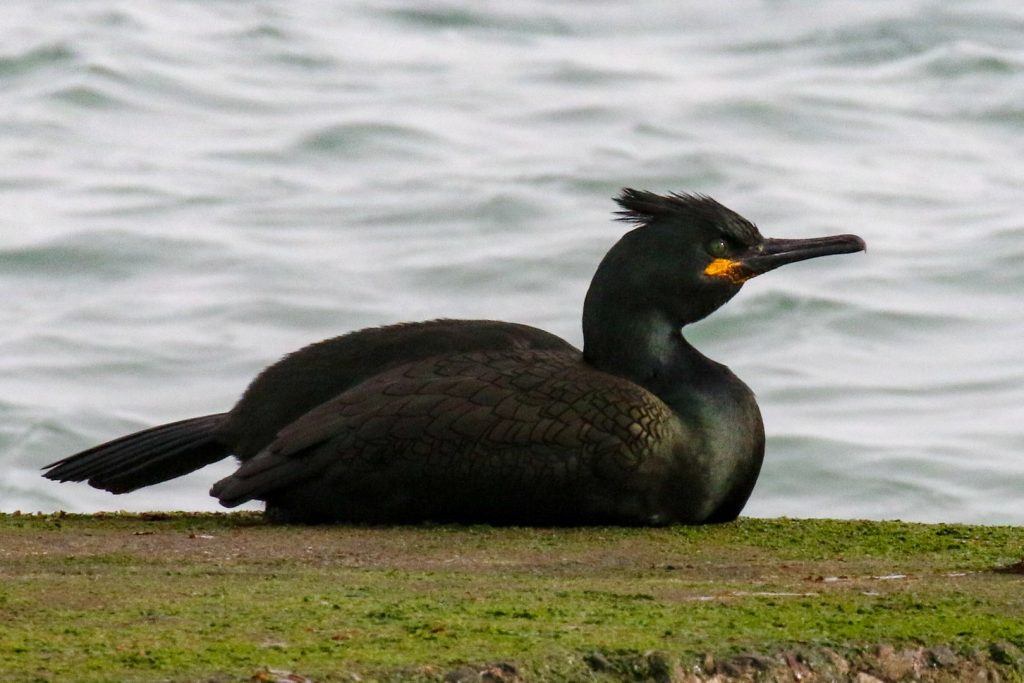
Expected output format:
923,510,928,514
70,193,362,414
706,238,730,258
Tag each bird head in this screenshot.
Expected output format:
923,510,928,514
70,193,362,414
603,189,866,326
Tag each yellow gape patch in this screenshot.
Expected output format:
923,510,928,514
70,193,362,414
703,258,752,284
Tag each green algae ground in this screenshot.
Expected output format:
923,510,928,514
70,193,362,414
1,513,1022,682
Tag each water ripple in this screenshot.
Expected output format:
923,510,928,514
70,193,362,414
0,43,75,78
294,122,446,159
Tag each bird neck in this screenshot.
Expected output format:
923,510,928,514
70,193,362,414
582,302,707,395
580,229,732,402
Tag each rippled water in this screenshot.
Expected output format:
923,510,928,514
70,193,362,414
2,2,1022,524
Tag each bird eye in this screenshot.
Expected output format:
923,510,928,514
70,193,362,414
706,238,730,258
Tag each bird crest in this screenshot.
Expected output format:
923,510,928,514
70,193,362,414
614,188,762,247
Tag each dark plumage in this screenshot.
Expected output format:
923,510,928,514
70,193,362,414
44,190,865,525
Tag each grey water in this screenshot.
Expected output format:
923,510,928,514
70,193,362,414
2,2,1022,524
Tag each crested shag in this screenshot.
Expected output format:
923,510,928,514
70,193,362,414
44,190,865,525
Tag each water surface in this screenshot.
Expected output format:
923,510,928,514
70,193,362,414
2,2,1022,523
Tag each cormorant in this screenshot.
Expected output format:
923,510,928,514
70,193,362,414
43,190,865,525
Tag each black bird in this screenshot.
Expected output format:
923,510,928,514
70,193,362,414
44,190,865,525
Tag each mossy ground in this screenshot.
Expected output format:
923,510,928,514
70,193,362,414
1,513,1022,682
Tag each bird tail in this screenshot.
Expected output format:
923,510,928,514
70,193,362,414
42,413,230,493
